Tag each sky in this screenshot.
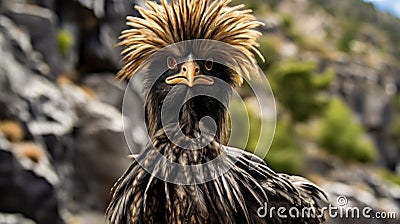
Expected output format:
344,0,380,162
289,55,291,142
363,0,400,18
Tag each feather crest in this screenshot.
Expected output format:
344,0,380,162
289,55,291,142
117,0,264,84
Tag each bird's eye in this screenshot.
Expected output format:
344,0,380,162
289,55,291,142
204,58,213,71
167,56,177,69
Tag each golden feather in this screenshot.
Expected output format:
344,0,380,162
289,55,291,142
117,0,264,85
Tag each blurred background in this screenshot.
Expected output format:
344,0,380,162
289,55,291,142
0,0,399,223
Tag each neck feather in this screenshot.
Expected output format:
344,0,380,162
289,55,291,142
145,95,230,144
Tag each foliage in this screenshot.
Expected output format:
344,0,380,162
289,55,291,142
318,97,377,162
380,169,400,187
265,118,305,175
281,15,293,30
268,60,334,122
228,98,252,149
228,98,273,158
228,100,304,175
337,21,360,53
389,116,400,149
231,0,260,12
257,35,279,70
57,30,74,56
310,0,400,60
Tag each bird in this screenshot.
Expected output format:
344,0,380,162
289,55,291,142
106,0,327,223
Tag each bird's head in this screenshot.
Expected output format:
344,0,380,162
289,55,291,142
118,0,264,142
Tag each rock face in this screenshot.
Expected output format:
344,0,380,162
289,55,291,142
0,213,36,224
320,165,400,224
0,0,145,223
4,3,61,75
332,59,399,170
262,0,400,222
280,0,400,171
0,135,63,224
66,82,132,211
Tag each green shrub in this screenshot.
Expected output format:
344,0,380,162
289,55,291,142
269,60,334,122
228,98,273,158
380,169,400,187
228,99,304,174
266,118,305,175
57,30,74,56
231,0,260,12
281,15,293,30
389,118,400,151
228,98,252,149
337,22,360,53
257,36,279,70
318,97,377,162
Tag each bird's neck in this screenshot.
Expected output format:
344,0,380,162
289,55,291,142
180,97,229,144
146,96,230,145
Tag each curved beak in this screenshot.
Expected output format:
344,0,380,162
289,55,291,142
165,61,214,87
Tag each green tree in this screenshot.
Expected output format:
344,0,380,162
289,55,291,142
337,21,360,53
266,118,305,174
229,100,305,175
269,60,334,122
318,97,377,162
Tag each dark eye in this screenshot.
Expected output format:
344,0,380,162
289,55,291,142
204,58,213,71
167,56,177,69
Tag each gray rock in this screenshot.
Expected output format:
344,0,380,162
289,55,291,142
0,16,51,77
0,213,36,224
74,126,131,210
4,3,61,76
33,0,56,9
81,73,126,110
0,136,64,224
0,0,143,220
0,15,76,136
363,85,387,129
81,73,147,154
59,83,131,210
78,0,140,72
320,166,400,224
74,0,106,18
121,75,147,154
74,0,140,19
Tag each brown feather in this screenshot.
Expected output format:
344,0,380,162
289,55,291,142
116,0,264,85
